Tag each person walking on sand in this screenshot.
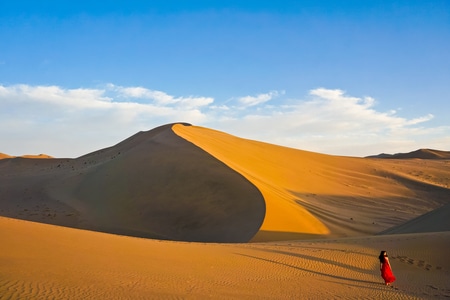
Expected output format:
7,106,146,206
379,250,396,286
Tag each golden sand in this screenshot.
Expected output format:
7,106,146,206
1,217,449,299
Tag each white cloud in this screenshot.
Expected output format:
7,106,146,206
0,84,447,158
206,88,447,156
238,90,283,107
109,84,213,108
0,84,214,157
0,84,112,108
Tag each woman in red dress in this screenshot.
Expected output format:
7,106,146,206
379,250,396,285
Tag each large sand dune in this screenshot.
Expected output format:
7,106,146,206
0,124,264,243
1,122,450,298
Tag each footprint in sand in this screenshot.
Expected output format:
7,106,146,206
393,256,443,271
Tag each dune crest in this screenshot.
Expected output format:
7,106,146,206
174,124,330,239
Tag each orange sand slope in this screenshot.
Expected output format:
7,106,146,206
174,124,450,241
1,216,449,299
1,122,450,243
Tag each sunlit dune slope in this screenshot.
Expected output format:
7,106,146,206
1,216,449,299
0,124,264,242
174,124,450,241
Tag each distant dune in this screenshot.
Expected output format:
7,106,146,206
367,148,450,159
0,153,53,159
1,123,449,298
0,153,12,159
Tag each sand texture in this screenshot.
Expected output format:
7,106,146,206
1,217,449,299
1,122,450,299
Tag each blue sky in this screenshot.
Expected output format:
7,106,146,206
1,1,449,157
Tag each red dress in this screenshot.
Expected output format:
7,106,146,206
381,257,396,284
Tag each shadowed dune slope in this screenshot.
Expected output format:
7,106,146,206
174,124,450,241
378,202,450,235
0,124,265,242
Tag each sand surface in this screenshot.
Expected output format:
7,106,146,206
1,122,450,298
1,216,449,299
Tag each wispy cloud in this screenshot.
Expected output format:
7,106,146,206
0,84,213,157
109,84,214,108
0,84,447,157
237,90,283,107
206,88,446,156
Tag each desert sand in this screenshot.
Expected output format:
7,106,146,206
1,123,449,299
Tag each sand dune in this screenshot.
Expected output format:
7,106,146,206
379,202,450,235
1,123,449,242
1,122,450,298
0,153,53,159
0,124,264,242
0,153,12,159
174,124,450,241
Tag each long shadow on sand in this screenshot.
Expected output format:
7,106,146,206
234,252,382,289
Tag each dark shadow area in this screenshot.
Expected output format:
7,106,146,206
378,202,450,235
291,187,450,239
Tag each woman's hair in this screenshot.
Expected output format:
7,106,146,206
379,251,387,263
